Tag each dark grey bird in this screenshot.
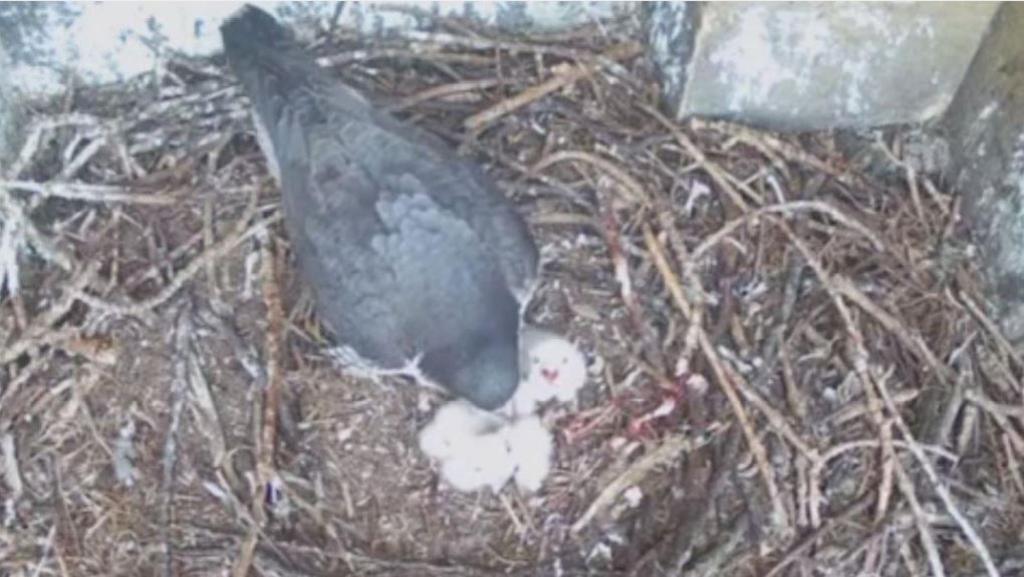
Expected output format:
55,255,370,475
220,6,538,410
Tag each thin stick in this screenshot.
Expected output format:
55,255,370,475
571,430,719,533
390,78,509,112
644,225,790,531
464,42,640,132
0,263,99,365
956,290,1024,377
532,150,651,206
831,276,953,384
317,47,494,67
689,200,885,264
689,117,854,184
259,237,284,495
783,222,995,576
0,184,74,272
4,113,105,180
60,135,108,180
162,306,191,577
2,180,179,206
639,102,759,210
75,198,280,317
876,371,1001,577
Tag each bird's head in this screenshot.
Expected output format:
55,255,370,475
525,334,587,391
421,330,520,412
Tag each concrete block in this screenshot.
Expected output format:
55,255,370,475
0,43,26,174
648,2,999,131
942,3,1024,341
0,2,631,98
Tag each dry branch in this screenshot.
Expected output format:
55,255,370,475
464,42,641,132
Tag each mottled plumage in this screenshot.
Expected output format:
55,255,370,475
221,6,538,409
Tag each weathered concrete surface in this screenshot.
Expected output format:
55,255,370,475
0,2,631,98
0,0,631,171
648,2,1000,131
645,2,701,118
942,3,1024,342
0,43,25,174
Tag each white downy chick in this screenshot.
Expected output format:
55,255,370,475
508,326,587,416
505,415,554,492
418,400,504,462
440,430,517,492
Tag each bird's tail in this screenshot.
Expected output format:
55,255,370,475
220,4,316,93
221,5,320,156
221,5,369,160
221,4,293,55
222,5,325,118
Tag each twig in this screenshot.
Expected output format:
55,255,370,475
831,276,953,384
964,389,1024,421
956,290,1024,377
75,201,279,317
378,29,632,66
571,429,721,534
819,438,958,465
600,207,667,380
875,370,1001,577
689,200,885,265
784,220,996,576
232,533,259,577
28,524,58,577
162,305,192,577
763,494,874,577
0,263,99,365
202,196,219,296
639,103,760,210
390,78,510,112
234,236,287,577
259,236,284,496
60,134,108,180
464,42,640,132
828,389,920,426
0,184,74,272
2,180,179,206
318,47,493,67
183,341,229,466
5,113,105,180
1,432,24,504
783,220,945,569
532,150,651,206
643,224,791,533
689,117,854,184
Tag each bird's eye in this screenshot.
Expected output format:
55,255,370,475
562,357,568,364
532,358,539,364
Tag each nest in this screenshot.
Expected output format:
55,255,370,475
1,11,1021,577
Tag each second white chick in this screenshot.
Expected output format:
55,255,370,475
440,430,517,492
419,400,503,462
507,327,588,416
505,415,554,492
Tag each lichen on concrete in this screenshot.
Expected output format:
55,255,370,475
943,3,1024,341
644,2,700,113
0,2,630,99
0,42,26,172
650,2,998,131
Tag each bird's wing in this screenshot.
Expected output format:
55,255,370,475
221,6,534,372
360,108,540,303
281,116,521,370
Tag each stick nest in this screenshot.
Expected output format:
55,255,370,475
1,12,1021,577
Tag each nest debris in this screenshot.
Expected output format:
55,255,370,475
0,12,1021,577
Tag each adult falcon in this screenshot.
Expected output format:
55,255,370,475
220,5,538,410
